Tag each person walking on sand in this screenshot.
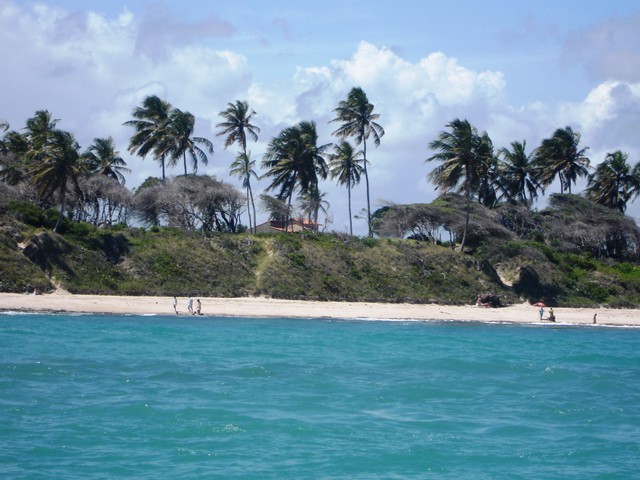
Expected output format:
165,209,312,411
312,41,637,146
173,296,178,314
593,313,597,324
196,299,202,315
187,296,193,314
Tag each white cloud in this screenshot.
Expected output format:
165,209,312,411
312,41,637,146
563,11,640,83
565,81,640,164
2,2,640,234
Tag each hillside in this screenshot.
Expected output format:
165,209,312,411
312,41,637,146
2,197,640,307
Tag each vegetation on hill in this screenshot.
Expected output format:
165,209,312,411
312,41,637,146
1,192,640,308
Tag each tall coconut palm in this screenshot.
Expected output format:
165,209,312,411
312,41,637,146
585,151,639,213
164,108,213,175
217,100,260,231
474,132,500,208
216,100,260,154
83,137,130,185
331,87,384,237
262,128,299,229
534,126,590,194
498,140,541,207
124,95,172,180
297,121,330,220
27,129,85,232
426,118,487,252
329,140,364,235
25,110,59,149
230,151,259,232
262,121,329,230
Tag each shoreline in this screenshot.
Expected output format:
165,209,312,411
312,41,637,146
1,292,640,326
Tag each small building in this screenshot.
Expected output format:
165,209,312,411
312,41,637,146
254,218,321,233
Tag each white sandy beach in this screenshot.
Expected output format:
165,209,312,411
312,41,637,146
1,291,639,326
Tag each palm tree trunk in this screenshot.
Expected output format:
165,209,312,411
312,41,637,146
54,185,67,233
245,186,252,233
347,180,353,236
184,152,188,176
285,192,293,232
161,155,166,181
459,186,471,253
249,185,257,234
362,135,372,237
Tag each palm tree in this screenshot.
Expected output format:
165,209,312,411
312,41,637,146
165,108,214,175
0,130,29,185
474,132,500,208
331,87,384,237
534,126,590,194
217,100,260,231
124,95,172,180
216,100,260,154
1,129,29,156
27,129,85,232
230,151,259,232
25,110,59,149
585,151,640,213
426,118,488,252
83,137,130,185
262,121,329,230
329,140,364,235
299,186,329,230
498,140,541,207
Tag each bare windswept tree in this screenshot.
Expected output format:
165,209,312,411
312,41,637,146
132,175,245,232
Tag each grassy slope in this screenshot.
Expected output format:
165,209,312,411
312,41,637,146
2,219,640,307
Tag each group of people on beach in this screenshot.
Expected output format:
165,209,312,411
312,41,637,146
173,296,202,315
539,306,556,322
539,306,598,324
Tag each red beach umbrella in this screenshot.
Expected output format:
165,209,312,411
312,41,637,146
533,302,546,307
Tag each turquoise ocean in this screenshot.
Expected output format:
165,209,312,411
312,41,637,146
1,313,639,479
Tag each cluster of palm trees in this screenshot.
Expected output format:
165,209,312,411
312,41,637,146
212,88,383,236
426,118,640,251
2,88,638,242
0,110,130,232
124,95,213,179
0,87,385,237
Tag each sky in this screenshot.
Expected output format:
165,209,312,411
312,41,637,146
2,0,640,234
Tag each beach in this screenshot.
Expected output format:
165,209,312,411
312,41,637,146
1,291,638,326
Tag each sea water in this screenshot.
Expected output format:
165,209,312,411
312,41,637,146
0,314,639,479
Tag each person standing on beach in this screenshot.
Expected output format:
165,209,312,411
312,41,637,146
173,296,178,314
196,299,202,315
187,296,193,314
593,313,597,324
539,306,544,321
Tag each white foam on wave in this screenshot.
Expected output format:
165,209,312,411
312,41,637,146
0,310,42,316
